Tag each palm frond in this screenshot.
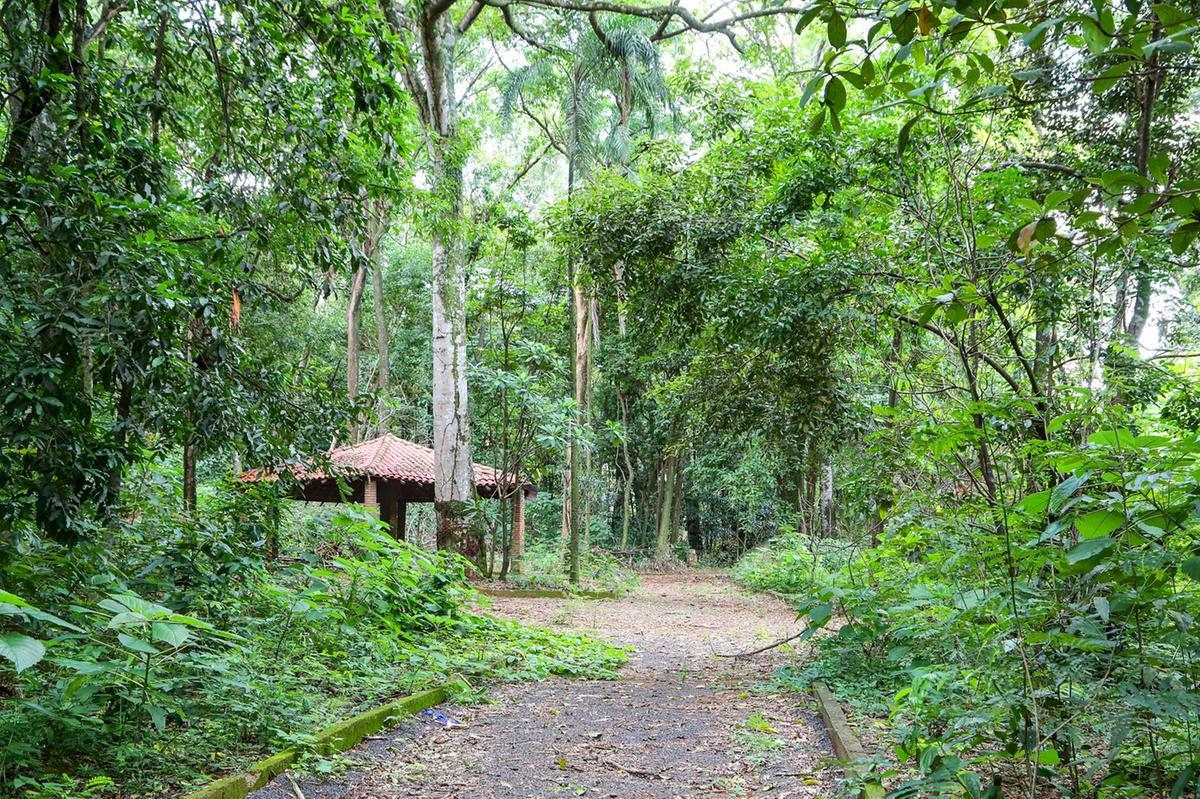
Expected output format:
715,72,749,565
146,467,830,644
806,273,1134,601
499,59,557,128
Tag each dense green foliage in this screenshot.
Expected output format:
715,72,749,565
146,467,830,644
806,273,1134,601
5,0,1200,795
0,491,624,797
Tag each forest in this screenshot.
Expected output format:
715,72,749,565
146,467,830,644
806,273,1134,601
2,0,1200,796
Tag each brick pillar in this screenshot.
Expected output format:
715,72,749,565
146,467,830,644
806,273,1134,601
511,488,526,575
363,478,378,508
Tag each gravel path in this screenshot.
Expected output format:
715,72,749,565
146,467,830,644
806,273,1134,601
251,573,840,799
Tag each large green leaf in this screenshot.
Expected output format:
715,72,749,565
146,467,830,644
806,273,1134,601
1066,537,1116,565
1075,509,1123,539
808,602,833,626
827,12,847,48
0,633,46,673
151,623,190,648
1049,472,1090,515
117,634,160,656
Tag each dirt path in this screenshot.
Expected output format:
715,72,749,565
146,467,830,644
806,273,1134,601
251,573,839,799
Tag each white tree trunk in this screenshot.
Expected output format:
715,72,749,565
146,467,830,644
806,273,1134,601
431,221,474,548
819,461,835,538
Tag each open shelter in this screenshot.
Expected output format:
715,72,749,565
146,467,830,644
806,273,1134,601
240,434,534,557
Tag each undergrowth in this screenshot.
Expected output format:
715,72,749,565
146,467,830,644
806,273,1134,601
500,543,640,595
736,428,1200,799
0,486,627,799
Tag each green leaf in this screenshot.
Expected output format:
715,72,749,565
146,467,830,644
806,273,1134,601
891,10,918,45
795,6,822,34
151,622,190,648
1148,153,1170,184
1172,222,1200,255
1087,428,1134,448
1049,472,1089,515
1180,556,1200,582
1080,17,1110,55
0,592,31,609
1076,509,1123,539
1152,2,1191,25
898,115,919,155
1171,764,1196,799
828,12,847,48
800,74,824,107
146,704,168,733
1094,596,1110,622
959,771,982,799
1018,490,1051,516
1147,39,1193,57
1092,60,1136,94
824,76,847,110
809,602,833,626
1066,537,1116,565
117,633,159,656
0,633,46,673
1012,68,1045,83
1037,748,1061,765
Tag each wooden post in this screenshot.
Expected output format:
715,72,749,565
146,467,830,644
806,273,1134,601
511,488,526,575
397,500,407,541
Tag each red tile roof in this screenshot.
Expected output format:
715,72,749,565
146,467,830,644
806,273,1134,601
241,434,515,489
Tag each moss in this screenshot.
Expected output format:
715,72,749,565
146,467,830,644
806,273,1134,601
184,686,450,799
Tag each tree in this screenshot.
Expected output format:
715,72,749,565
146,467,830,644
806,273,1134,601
1,0,409,545
380,0,800,556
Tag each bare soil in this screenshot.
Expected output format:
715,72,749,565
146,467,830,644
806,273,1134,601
250,573,841,799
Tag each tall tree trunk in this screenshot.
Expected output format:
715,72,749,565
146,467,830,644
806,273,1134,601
347,262,367,442
395,7,476,554
804,443,819,535
370,203,391,432
1124,21,1164,347
818,459,835,538
618,395,633,549
655,453,676,560
182,438,197,515
431,216,474,551
643,454,659,549
669,456,684,545
560,456,571,557
685,496,701,553
565,92,585,585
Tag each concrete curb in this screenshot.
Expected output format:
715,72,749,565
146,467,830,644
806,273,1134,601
183,685,451,799
477,587,620,600
812,681,886,799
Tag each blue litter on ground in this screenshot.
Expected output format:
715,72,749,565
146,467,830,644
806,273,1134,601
419,708,465,728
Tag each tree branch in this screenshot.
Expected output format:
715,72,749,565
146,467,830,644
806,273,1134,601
458,0,485,32
83,0,129,48
977,160,1087,180
489,1,565,52
714,626,811,658
889,312,1027,399
491,0,803,53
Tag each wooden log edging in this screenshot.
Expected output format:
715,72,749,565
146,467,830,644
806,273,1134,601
812,681,886,799
476,587,620,600
183,685,451,799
